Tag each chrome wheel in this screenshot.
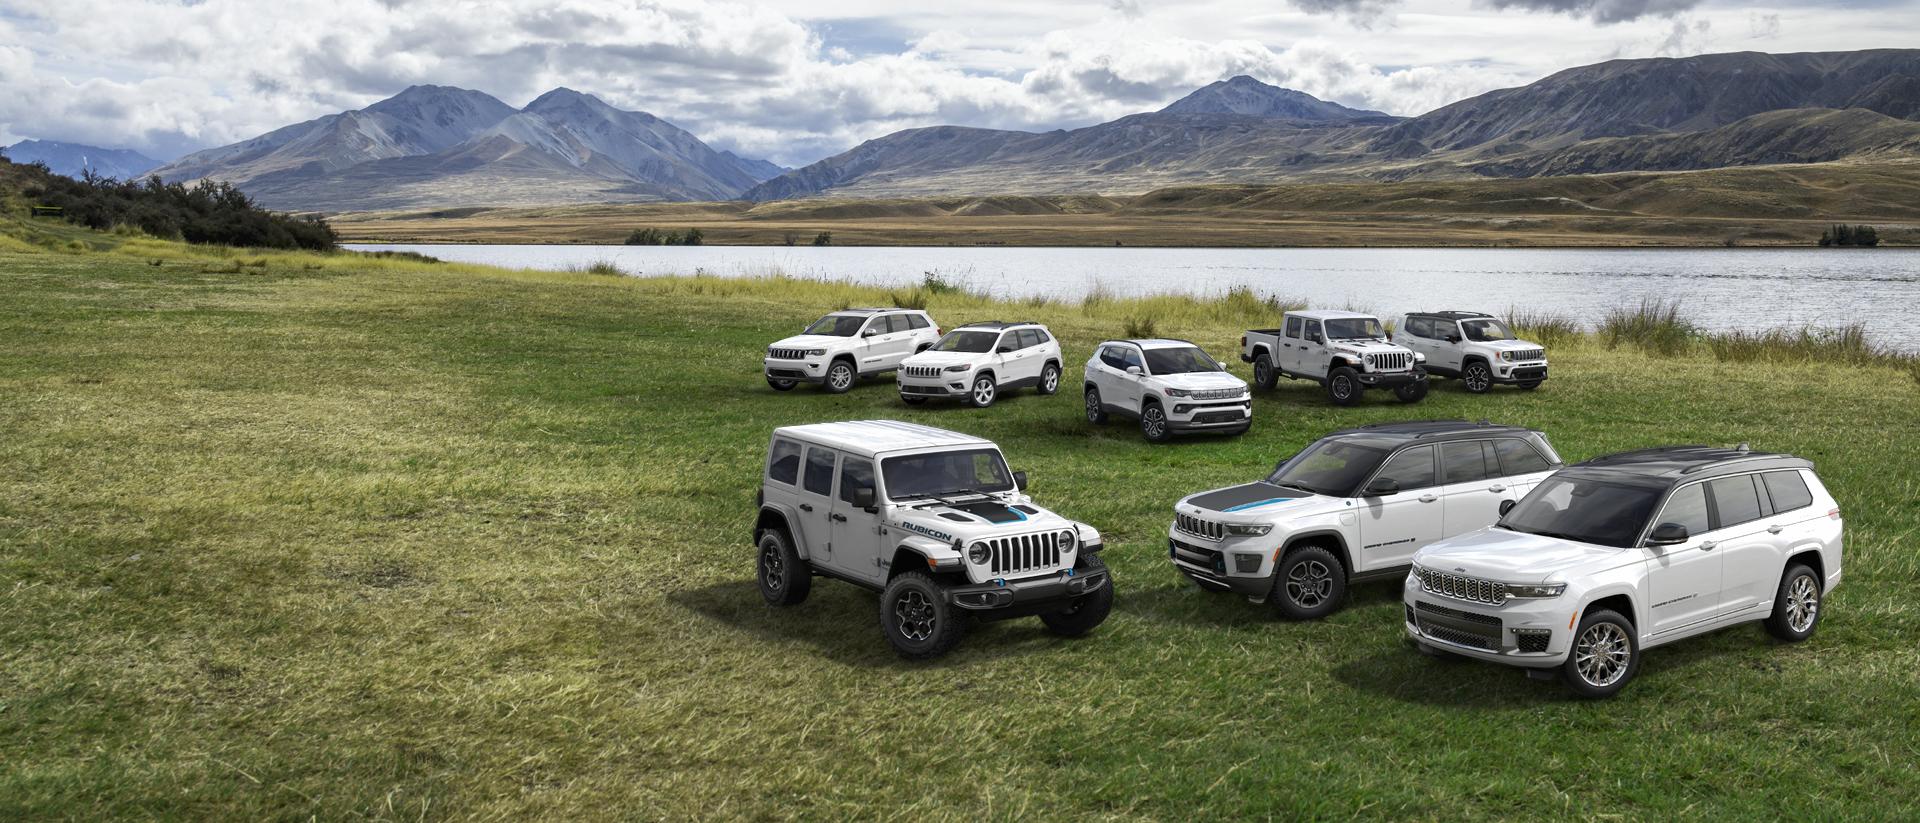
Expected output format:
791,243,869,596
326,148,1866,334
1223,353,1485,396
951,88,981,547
893,589,936,642
1464,363,1492,392
1142,405,1167,440
759,541,785,592
827,363,854,391
1786,574,1820,633
1573,621,1632,688
1041,365,1060,394
971,377,996,406
1284,559,1333,608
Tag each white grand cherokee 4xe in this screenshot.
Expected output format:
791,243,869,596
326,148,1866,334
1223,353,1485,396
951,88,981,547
1083,339,1251,442
764,308,941,393
1406,445,1842,698
1242,310,1428,405
896,321,1064,408
1169,421,1563,619
753,421,1113,659
1395,311,1548,393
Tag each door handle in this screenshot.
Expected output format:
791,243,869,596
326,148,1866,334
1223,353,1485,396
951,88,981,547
1488,485,1506,493
799,503,814,512
1699,541,1717,551
829,513,848,523
1767,525,1784,534
1418,494,1437,503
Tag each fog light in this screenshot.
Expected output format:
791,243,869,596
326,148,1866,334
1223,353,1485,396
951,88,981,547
1173,404,1191,414
1512,628,1551,653
1234,553,1262,573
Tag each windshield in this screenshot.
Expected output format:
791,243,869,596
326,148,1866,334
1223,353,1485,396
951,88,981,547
1325,318,1386,340
931,330,998,353
1143,346,1219,375
1461,318,1515,342
803,314,867,337
1498,476,1662,548
882,448,1015,500
1265,439,1390,497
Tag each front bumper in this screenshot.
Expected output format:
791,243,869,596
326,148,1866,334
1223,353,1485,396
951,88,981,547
1165,398,1252,432
1492,362,1548,383
946,556,1110,616
1402,575,1573,668
1355,367,1427,388
1168,534,1273,596
898,371,972,398
765,357,830,383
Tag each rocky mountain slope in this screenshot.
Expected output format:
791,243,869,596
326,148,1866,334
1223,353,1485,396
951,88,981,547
3,140,159,180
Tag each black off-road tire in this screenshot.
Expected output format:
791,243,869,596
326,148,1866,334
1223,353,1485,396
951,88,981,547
755,529,811,606
879,572,967,659
823,359,857,394
1038,362,1062,395
1764,563,1823,642
1140,401,1172,443
1269,545,1346,620
1561,608,1638,699
1084,386,1109,424
1039,578,1114,637
1326,367,1363,406
1252,353,1279,391
1394,380,1429,404
1462,360,1494,394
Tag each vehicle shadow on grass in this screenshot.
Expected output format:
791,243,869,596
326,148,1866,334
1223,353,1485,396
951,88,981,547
1123,575,1409,630
670,578,1065,669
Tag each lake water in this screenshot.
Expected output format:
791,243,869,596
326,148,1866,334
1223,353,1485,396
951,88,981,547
345,244,1920,351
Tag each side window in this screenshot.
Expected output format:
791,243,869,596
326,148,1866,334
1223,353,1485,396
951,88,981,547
838,457,875,506
1099,346,1126,369
1761,471,1814,514
1492,438,1554,476
1121,347,1145,373
995,332,1016,352
1284,316,1303,339
1656,483,1711,536
1031,328,1052,345
1304,320,1323,342
1707,475,1764,529
1375,445,1437,491
1405,318,1431,339
768,439,802,485
906,313,930,330
803,448,837,496
886,314,912,333
1440,441,1494,484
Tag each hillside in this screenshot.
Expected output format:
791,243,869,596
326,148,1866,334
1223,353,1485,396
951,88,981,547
3,140,160,180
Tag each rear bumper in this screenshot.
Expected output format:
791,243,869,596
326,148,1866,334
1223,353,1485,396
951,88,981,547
946,556,1110,615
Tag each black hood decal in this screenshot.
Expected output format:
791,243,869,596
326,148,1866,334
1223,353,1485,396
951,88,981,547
1187,482,1304,512
941,499,1028,524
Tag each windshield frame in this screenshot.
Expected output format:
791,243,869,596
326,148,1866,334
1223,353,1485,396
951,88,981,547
930,329,999,354
1495,475,1664,549
880,447,1016,502
1264,437,1393,498
802,313,869,337
1142,345,1221,376
1460,318,1516,342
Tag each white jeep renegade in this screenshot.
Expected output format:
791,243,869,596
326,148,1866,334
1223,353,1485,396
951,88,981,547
1083,339,1251,443
897,321,1064,408
754,421,1113,659
1406,445,1842,698
764,308,941,394
1169,421,1563,619
1396,311,1548,393
1242,310,1428,405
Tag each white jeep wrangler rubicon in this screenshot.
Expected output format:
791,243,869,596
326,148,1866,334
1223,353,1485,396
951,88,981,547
1083,339,1251,443
1406,445,1841,698
764,308,941,394
897,321,1064,408
754,421,1113,659
1242,310,1428,405
1396,311,1547,393
1169,421,1563,619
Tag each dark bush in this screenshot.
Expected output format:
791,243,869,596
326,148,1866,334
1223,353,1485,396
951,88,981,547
12,159,336,251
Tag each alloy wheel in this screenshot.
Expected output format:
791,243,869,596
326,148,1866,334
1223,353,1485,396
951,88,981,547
1042,366,1060,393
1786,575,1820,633
760,542,784,591
1331,376,1352,401
1285,559,1332,608
893,589,936,642
829,364,853,391
1573,621,1632,687
1465,364,1491,392
1143,406,1166,439
972,377,995,406
1085,389,1102,421
1254,359,1272,385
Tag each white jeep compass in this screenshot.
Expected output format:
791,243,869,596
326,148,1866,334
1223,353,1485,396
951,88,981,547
764,308,940,393
897,321,1064,408
1406,445,1843,698
754,421,1113,659
1084,339,1251,442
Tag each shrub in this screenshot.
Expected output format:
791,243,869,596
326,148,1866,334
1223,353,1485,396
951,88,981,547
1122,314,1158,339
1820,224,1881,247
571,261,625,277
811,231,832,246
358,250,442,264
1504,308,1582,348
14,161,337,251
887,287,930,310
1599,297,1696,356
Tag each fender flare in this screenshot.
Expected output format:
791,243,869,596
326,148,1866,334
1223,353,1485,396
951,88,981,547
888,533,962,576
756,503,814,561
1280,529,1354,577
1576,585,1643,632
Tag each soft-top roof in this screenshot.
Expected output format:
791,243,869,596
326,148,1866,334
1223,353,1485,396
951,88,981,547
772,420,993,457
956,320,1042,330
1322,419,1545,448
1287,309,1379,321
1561,445,1812,489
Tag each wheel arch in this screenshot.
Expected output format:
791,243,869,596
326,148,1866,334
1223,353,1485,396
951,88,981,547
755,505,811,560
1583,591,1639,630
1280,529,1352,579
1784,547,1825,585
1252,343,1274,362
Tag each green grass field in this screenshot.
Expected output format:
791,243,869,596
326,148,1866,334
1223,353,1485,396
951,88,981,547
4,226,1919,819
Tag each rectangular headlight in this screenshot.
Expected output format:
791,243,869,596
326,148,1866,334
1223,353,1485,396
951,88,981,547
1505,582,1565,599
1225,523,1272,536
944,364,970,372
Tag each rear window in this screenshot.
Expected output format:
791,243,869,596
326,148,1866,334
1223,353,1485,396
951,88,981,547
1707,475,1764,529
768,439,802,485
1030,328,1051,345
907,313,930,329
1761,470,1814,514
1493,438,1554,475
803,448,836,495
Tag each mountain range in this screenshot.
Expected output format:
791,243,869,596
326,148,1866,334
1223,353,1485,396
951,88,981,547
151,48,1920,210
4,140,159,181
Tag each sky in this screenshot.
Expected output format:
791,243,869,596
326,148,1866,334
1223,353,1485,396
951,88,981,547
1,0,1916,167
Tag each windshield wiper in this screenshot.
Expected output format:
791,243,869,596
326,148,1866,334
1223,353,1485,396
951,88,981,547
1270,481,1321,496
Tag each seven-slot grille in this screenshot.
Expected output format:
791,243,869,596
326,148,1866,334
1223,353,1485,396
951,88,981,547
1188,387,1245,401
902,365,946,378
1366,351,1413,372
768,348,810,360
1508,348,1546,362
1415,567,1508,605
1175,512,1225,541
985,533,1063,576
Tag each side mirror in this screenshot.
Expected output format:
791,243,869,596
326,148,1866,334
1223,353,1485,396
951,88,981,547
1445,335,1461,344
852,487,877,511
1218,361,1229,371
997,345,1015,354
1307,333,1323,344
1013,471,1028,491
1645,522,1689,546
1498,499,1517,517
1364,477,1400,496
1125,365,1143,377
862,327,879,337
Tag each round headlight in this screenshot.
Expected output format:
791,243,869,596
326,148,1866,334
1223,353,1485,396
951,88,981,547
967,541,991,564
1056,530,1076,550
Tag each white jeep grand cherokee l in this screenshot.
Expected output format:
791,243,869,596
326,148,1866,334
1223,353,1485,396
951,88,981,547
897,321,1064,408
764,308,940,393
1084,339,1251,442
1170,421,1563,618
1406,445,1842,698
754,421,1112,659
1396,311,1548,393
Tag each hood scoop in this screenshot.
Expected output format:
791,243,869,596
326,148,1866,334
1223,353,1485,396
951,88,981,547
940,500,1030,524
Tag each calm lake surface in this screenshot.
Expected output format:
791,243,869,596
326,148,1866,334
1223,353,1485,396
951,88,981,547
345,244,1920,350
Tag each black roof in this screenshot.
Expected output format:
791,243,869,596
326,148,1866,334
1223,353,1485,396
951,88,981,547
956,320,1041,330
1561,445,1813,489
1324,419,1542,446
1409,310,1494,320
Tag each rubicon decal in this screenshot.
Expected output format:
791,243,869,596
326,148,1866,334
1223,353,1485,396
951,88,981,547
895,520,955,542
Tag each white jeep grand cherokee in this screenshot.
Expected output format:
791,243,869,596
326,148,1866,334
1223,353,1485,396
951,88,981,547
764,308,940,393
897,321,1064,408
754,421,1112,659
1406,445,1842,698
1396,311,1548,393
1084,339,1251,442
1170,421,1562,619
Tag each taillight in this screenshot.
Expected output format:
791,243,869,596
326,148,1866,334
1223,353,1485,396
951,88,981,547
1828,508,1842,520
1239,335,1246,348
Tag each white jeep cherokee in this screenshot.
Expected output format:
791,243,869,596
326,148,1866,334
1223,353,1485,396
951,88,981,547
754,421,1113,659
1169,421,1563,619
1242,310,1428,405
1406,445,1842,698
1083,339,1251,442
1396,311,1548,393
897,321,1064,408
764,308,941,394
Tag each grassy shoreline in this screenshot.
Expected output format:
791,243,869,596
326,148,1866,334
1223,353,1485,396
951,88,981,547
4,223,1920,818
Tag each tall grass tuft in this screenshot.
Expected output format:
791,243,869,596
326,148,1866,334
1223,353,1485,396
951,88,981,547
570,260,626,277
1600,297,1696,356
1123,314,1158,339
887,286,931,310
1505,308,1582,348
1081,279,1114,316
